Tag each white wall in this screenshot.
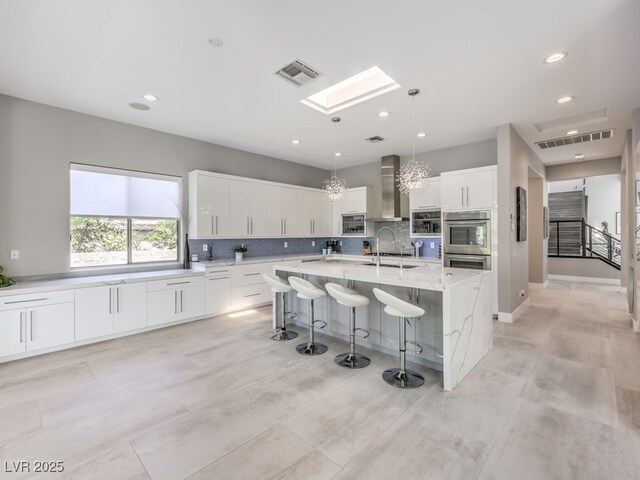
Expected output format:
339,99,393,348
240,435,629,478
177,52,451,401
585,174,621,239
549,179,583,193
0,95,330,277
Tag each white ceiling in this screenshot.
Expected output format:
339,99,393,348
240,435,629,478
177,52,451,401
0,0,638,169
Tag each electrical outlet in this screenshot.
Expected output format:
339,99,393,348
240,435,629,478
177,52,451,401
284,241,288,248
312,241,315,246
339,240,342,246
519,289,525,297
10,250,19,260
430,242,435,249
202,244,208,252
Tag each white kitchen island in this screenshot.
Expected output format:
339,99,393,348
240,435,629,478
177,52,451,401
273,259,493,391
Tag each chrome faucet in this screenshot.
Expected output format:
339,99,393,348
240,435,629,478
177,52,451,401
375,227,396,267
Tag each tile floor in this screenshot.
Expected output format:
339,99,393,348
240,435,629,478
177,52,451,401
0,279,639,479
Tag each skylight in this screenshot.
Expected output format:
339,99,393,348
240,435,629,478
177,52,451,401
301,66,400,114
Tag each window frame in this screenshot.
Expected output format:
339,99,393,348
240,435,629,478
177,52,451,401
70,214,182,270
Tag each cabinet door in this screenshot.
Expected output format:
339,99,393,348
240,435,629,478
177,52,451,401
0,309,26,357
205,276,231,316
248,182,268,237
341,189,366,214
282,188,302,236
26,303,75,351
178,285,205,320
114,283,148,333
148,289,178,326
441,174,466,211
193,174,230,238
75,286,114,341
304,190,333,236
266,185,285,236
465,170,495,209
229,180,251,237
411,178,441,210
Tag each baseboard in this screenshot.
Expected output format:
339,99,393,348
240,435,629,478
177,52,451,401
498,297,530,324
548,274,621,286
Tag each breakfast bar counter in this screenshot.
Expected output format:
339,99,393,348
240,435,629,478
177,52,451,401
273,259,493,390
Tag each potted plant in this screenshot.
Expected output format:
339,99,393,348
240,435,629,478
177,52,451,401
0,265,15,288
233,245,247,262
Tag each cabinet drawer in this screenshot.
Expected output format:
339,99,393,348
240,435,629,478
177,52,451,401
230,263,272,287
0,290,75,311
230,283,272,310
147,275,204,292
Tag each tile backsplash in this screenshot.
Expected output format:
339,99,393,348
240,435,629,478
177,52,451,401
189,221,441,261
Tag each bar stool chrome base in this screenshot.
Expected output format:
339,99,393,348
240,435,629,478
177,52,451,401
296,342,328,356
335,352,370,369
382,368,424,389
271,329,298,341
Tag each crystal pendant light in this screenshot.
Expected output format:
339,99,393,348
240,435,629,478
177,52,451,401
323,116,348,201
397,89,431,196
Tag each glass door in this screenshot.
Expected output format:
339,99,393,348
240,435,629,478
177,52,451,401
341,215,366,235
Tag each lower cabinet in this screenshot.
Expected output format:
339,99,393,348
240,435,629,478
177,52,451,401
75,283,148,341
230,283,272,311
147,276,204,326
205,275,231,316
0,302,75,357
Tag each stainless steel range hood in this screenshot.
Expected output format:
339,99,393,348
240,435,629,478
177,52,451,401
367,155,408,222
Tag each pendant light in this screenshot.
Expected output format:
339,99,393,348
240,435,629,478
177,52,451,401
323,116,348,201
397,89,431,196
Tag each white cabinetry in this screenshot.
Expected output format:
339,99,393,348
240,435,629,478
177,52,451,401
230,263,273,310
147,276,204,326
410,177,441,210
229,180,268,237
204,268,231,316
189,172,230,238
332,187,376,236
266,186,301,237
75,283,148,340
0,291,75,358
302,190,332,236
441,166,496,211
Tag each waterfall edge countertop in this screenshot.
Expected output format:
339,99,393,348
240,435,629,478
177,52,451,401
271,259,479,291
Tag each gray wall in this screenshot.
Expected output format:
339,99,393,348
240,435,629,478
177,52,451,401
546,157,621,182
497,124,546,316
336,138,497,216
0,95,330,277
549,257,620,280
528,175,546,283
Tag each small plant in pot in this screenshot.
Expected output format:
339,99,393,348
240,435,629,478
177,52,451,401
233,245,247,261
0,265,15,288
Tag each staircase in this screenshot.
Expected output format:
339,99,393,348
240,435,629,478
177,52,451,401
548,218,621,270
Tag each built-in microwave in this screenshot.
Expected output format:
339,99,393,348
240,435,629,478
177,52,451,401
443,210,491,256
411,209,441,236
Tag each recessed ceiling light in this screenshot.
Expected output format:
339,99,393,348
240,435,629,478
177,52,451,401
416,132,427,138
378,111,390,117
575,153,584,159
129,102,150,111
566,129,578,135
334,152,342,157
556,96,574,104
143,94,158,102
543,51,568,64
291,139,301,144
207,37,224,47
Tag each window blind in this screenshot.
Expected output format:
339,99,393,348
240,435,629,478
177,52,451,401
70,164,181,219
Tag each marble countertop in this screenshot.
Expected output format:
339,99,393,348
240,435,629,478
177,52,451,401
273,259,482,291
0,269,204,297
193,253,441,268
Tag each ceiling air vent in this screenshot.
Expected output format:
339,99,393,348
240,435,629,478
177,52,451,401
274,59,321,87
535,129,615,150
366,135,385,143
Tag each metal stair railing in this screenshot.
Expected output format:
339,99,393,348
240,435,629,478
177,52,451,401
548,218,620,270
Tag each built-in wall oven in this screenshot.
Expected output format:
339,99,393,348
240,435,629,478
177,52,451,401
443,210,491,270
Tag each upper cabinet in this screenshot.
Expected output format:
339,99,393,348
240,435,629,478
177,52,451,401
409,177,441,210
332,187,376,236
189,172,230,238
441,166,497,211
189,170,334,239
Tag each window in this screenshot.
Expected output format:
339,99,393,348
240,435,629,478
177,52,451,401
70,164,182,268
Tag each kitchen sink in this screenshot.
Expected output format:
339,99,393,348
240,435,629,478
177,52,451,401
359,263,419,269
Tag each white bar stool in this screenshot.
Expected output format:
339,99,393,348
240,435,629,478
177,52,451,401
288,276,328,356
262,273,298,341
373,288,425,389
325,283,371,369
